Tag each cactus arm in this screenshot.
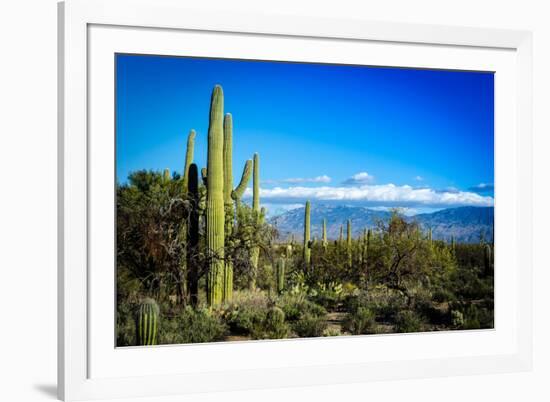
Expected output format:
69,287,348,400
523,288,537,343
231,159,253,201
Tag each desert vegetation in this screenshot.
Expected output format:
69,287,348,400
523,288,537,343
116,85,494,346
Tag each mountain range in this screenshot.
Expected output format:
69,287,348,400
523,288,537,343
269,205,494,243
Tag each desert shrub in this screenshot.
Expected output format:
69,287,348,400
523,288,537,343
450,310,465,328
342,307,377,335
310,282,344,310
292,313,328,338
250,306,290,340
449,301,494,330
277,293,326,322
116,301,137,347
223,291,270,335
323,327,342,337
160,307,227,344
393,310,423,333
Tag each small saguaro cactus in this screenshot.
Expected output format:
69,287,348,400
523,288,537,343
163,168,171,183
428,227,433,246
205,85,225,307
322,218,328,251
303,201,311,266
276,257,285,294
135,298,160,346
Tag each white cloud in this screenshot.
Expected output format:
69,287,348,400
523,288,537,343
468,183,494,193
343,172,375,185
243,183,494,208
263,175,331,185
414,175,424,181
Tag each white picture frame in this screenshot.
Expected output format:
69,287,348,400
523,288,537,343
58,0,533,400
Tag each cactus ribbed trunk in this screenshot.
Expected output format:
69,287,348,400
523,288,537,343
276,257,285,294
303,201,311,266
346,219,352,268
249,153,260,289
223,114,234,302
135,299,159,346
182,130,196,193
322,218,328,251
187,163,200,307
206,85,225,307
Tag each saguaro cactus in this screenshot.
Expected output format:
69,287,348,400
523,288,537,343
322,218,328,251
135,298,159,346
303,201,311,266
428,227,433,246
346,219,352,267
182,129,196,193
339,224,344,243
187,163,200,306
223,114,253,301
163,168,171,183
205,85,225,307
276,257,285,294
249,153,261,289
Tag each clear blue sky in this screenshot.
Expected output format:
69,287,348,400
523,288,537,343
116,54,494,215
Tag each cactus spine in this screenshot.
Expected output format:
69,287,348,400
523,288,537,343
136,298,159,346
346,219,352,267
276,257,285,294
249,153,261,289
303,201,311,266
205,85,225,307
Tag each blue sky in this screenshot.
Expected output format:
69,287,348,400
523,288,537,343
116,54,494,216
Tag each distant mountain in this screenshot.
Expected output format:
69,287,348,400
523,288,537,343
414,206,494,243
269,205,493,243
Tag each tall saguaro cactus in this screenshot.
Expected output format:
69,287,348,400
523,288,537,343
222,114,253,301
186,163,200,306
181,129,196,191
276,257,285,294
303,201,311,266
249,153,261,289
205,85,225,307
223,114,234,302
339,224,344,243
346,219,352,267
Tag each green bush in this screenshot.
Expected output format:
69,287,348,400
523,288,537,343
342,307,377,335
116,301,137,346
393,310,423,333
277,293,326,322
292,313,328,338
160,307,227,344
223,290,270,335
251,307,290,340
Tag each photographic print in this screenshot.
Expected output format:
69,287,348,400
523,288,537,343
116,54,494,347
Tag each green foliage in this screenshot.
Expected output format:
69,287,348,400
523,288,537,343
253,307,290,340
292,313,328,338
160,306,227,344
342,307,377,335
393,310,423,333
